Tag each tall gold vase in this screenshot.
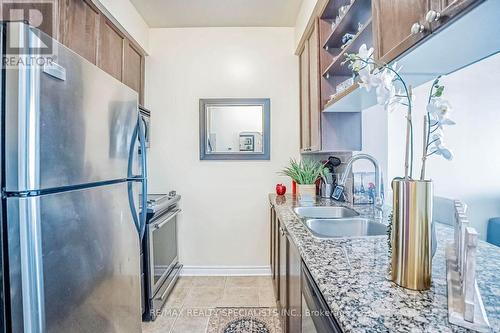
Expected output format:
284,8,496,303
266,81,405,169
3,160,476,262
391,178,433,290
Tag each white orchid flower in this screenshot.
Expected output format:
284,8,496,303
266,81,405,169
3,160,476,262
358,67,380,92
427,98,455,127
428,135,454,161
430,144,454,160
358,44,374,60
372,63,402,110
433,117,456,127
379,68,396,90
376,84,396,107
351,44,374,72
427,98,451,117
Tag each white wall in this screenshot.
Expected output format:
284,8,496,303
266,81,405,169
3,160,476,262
97,0,150,53
146,27,300,273
362,53,500,239
354,106,389,196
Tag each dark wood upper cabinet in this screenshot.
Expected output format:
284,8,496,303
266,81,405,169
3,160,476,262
373,0,431,63
299,41,311,151
123,40,145,104
299,18,322,153
60,0,100,64
1,1,59,39
1,1,147,104
98,16,125,82
308,19,321,152
428,0,482,32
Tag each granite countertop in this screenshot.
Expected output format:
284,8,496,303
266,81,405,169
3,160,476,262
269,194,500,333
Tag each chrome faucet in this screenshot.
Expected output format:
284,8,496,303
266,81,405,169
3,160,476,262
332,154,384,208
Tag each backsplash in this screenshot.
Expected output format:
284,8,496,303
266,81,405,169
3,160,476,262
301,152,354,202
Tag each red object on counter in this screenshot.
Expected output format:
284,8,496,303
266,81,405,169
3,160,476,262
292,181,297,194
276,184,287,196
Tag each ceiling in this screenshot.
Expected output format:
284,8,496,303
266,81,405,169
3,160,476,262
129,0,303,28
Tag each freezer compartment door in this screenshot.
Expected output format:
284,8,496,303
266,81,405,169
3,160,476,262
3,22,139,192
6,182,141,333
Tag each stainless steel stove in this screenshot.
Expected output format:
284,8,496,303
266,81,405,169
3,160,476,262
145,191,181,215
142,192,182,321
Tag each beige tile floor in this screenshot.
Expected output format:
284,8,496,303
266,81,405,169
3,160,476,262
142,276,277,333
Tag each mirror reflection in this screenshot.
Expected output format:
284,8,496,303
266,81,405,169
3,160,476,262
206,105,263,153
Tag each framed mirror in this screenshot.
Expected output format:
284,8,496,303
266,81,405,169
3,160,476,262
199,98,270,160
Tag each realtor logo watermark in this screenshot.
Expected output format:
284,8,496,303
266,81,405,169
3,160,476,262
2,1,57,66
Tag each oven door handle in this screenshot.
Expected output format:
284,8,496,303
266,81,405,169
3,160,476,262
153,209,181,230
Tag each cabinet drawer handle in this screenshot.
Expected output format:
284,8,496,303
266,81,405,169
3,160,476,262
410,22,425,35
425,10,441,23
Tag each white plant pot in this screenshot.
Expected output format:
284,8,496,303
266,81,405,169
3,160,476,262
297,184,316,203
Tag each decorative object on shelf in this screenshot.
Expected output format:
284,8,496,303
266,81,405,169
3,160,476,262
336,77,355,95
446,201,491,332
341,32,356,47
334,15,341,26
276,183,287,196
331,21,337,31
343,44,456,291
280,159,324,203
338,5,349,18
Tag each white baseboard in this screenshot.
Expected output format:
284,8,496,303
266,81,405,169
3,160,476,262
180,265,271,276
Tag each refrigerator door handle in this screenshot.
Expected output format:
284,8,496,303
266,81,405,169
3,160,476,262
138,116,148,240
127,116,148,239
127,122,141,234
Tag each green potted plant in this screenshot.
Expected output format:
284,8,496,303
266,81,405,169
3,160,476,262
281,159,323,202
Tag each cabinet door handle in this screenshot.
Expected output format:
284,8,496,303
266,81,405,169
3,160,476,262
425,10,441,23
410,22,426,35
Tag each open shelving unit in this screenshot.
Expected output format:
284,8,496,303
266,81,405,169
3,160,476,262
319,0,373,113
322,19,372,77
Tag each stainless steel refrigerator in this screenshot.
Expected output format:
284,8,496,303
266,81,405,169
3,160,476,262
0,22,147,332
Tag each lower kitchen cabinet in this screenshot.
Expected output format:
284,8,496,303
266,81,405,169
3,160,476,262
278,222,288,331
287,233,302,332
270,206,302,333
271,206,280,301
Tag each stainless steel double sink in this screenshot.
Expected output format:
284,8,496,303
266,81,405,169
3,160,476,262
293,206,387,239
